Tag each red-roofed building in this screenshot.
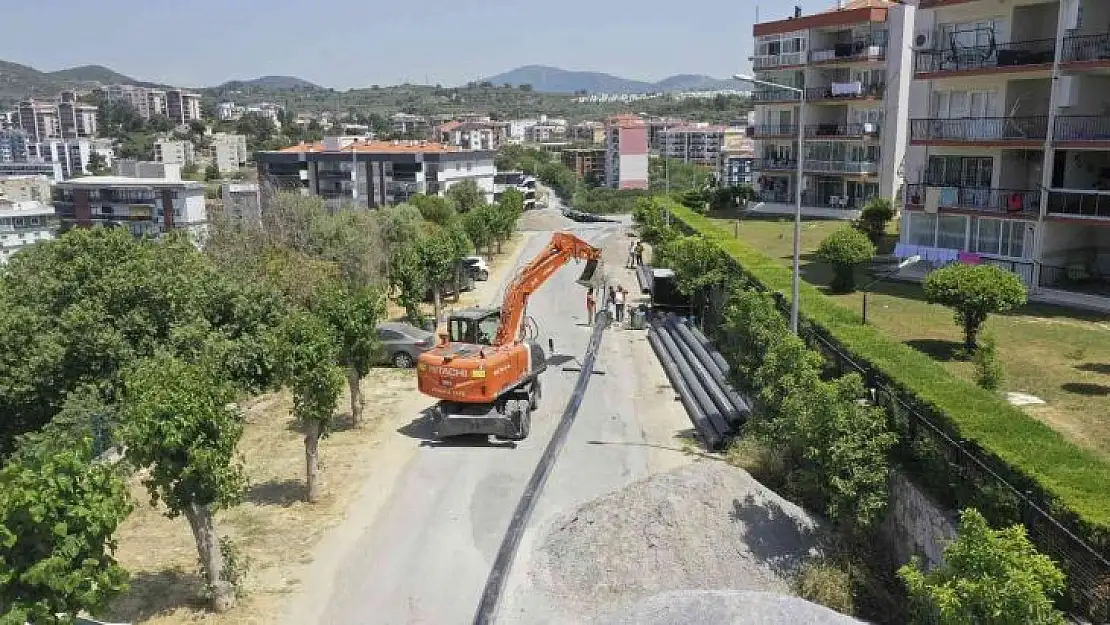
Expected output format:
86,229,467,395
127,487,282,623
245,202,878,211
605,115,649,190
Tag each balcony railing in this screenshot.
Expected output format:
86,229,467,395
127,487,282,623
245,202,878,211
1047,190,1110,219
753,52,805,70
805,160,879,174
805,123,880,139
751,89,802,103
1053,116,1110,142
914,38,1056,74
804,83,885,102
904,184,1040,215
1061,32,1110,64
755,190,864,210
810,44,886,64
750,124,799,138
910,117,1048,142
752,158,798,171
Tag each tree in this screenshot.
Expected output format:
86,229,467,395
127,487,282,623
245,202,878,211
379,203,424,247
490,189,524,253
147,114,174,133
389,241,429,325
855,197,895,246
0,438,132,624
182,162,203,181
462,206,494,256
446,179,485,214
315,284,386,424
122,353,247,611
189,119,208,136
410,193,456,226
655,235,734,296
204,163,222,182
816,227,876,293
86,151,109,176
923,264,1028,350
899,508,1066,625
416,224,464,321
272,312,343,503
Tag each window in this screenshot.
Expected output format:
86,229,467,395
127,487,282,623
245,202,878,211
907,212,938,246
932,90,998,118
377,329,404,341
937,214,968,249
973,218,1028,258
927,156,993,187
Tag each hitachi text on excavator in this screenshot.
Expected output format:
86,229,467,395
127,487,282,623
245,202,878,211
416,232,604,440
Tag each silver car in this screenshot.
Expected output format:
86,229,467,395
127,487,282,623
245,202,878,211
377,322,435,368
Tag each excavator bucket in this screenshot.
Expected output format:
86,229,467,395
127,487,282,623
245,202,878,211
576,258,603,288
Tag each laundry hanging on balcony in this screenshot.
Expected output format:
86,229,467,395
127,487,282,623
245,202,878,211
831,81,864,97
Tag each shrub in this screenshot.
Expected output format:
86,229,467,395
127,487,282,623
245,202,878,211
798,561,856,616
816,227,876,293
855,197,895,246
899,508,1066,625
974,334,1004,391
923,264,1027,350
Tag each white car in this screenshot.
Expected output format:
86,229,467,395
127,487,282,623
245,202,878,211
464,256,490,281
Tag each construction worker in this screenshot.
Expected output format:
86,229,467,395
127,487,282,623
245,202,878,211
586,288,597,326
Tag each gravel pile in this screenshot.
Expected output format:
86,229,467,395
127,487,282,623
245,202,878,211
526,462,828,618
593,590,863,625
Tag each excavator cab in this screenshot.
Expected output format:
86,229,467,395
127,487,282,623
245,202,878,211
446,308,501,346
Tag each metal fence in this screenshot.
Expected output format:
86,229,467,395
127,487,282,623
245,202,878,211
668,211,1110,619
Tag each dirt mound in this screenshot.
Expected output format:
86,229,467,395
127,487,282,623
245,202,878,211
594,590,863,625
527,462,827,617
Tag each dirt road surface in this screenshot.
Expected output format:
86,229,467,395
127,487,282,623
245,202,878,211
280,207,696,625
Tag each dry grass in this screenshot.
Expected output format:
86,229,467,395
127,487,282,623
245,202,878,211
105,368,422,625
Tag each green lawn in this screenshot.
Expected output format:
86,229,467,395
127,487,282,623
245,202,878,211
710,214,1110,462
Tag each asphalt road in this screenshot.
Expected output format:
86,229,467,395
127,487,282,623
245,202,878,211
295,208,692,625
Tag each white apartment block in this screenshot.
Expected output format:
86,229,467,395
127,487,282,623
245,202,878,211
154,139,196,167
17,94,96,142
221,182,261,225
99,85,167,119
211,133,248,173
27,138,115,179
901,0,1110,311
256,137,496,211
658,124,740,168
167,90,203,126
750,0,915,217
217,102,243,121
0,198,56,264
245,103,282,129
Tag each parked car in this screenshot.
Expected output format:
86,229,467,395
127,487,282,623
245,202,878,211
376,322,435,368
424,272,476,302
463,256,490,281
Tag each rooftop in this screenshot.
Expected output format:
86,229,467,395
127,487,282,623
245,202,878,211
274,140,466,154
56,176,205,189
754,0,893,37
0,199,54,218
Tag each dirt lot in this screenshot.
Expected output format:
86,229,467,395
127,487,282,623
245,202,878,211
104,235,531,625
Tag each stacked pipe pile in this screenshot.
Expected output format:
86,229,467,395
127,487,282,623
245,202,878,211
561,208,619,223
647,314,751,451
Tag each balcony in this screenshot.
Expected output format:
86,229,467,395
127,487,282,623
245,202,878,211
804,82,884,103
810,44,886,65
905,184,1041,216
910,117,1048,144
749,124,798,139
752,89,802,104
755,190,864,210
805,160,879,175
1047,190,1110,219
914,38,1056,76
1053,116,1110,143
753,52,806,70
805,123,880,139
752,158,798,172
1061,33,1110,65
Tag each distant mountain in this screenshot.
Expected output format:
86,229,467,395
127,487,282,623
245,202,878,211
480,65,742,94
46,64,139,85
215,75,323,91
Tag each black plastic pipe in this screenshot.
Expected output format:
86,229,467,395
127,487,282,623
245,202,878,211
689,323,731,376
648,323,723,450
670,319,752,426
655,322,731,443
662,317,744,431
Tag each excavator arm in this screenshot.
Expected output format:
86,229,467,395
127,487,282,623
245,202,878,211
492,232,603,347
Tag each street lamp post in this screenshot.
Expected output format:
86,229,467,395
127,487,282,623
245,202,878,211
861,255,922,324
734,73,805,333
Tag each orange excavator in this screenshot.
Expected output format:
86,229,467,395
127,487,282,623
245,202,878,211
417,232,604,440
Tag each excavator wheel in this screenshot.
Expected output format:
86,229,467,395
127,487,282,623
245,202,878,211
529,378,542,411
504,399,531,441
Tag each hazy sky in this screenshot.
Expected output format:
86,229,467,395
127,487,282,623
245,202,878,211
2,0,841,89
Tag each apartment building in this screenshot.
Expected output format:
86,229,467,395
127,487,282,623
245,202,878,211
901,0,1110,310
52,165,207,240
166,90,203,126
16,93,98,142
439,121,506,150
604,115,650,190
561,147,608,184
56,92,98,139
154,139,196,167
0,130,29,163
750,0,915,217
27,138,115,179
567,121,606,145
719,135,757,187
0,175,51,203
391,113,429,136
221,182,261,225
493,171,537,210
98,85,167,119
256,137,497,211
211,133,248,173
658,124,739,167
0,198,56,264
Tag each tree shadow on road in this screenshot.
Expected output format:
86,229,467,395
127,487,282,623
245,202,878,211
729,493,823,579
105,566,205,622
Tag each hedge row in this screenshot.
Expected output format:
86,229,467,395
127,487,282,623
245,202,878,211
665,201,1110,538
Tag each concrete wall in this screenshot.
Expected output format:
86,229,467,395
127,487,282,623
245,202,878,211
879,470,957,571
883,2,916,202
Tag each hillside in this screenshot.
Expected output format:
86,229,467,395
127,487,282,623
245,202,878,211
46,64,139,85
216,75,323,91
0,60,157,106
480,65,741,94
